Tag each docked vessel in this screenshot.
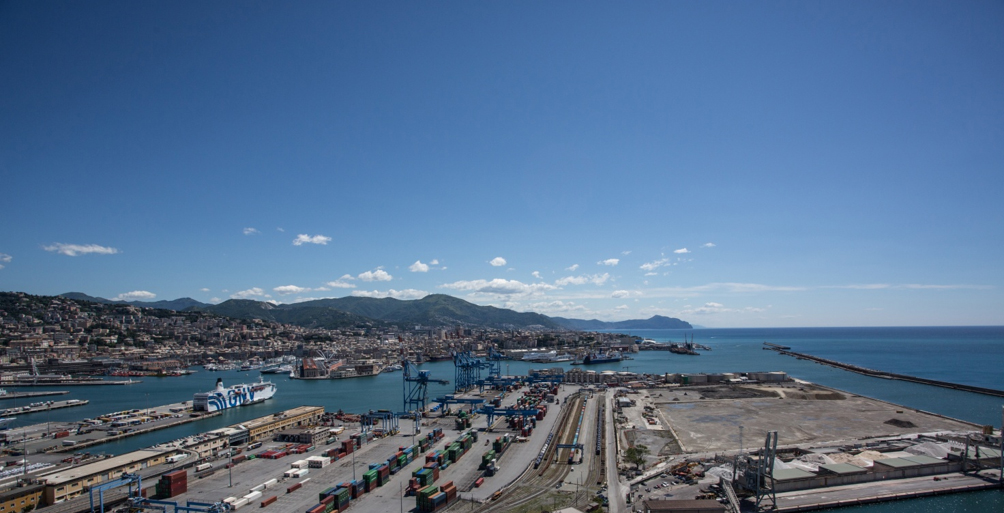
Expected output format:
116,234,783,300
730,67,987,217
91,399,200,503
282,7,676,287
193,377,276,412
522,351,574,363
260,364,293,375
573,351,623,365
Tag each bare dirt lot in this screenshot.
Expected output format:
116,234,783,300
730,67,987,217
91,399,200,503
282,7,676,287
647,383,975,454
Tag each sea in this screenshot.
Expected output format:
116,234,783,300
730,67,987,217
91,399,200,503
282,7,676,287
7,326,1003,511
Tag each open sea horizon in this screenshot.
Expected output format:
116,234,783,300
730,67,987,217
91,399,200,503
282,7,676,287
7,326,1002,511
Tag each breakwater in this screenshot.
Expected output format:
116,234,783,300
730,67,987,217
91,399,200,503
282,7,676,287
773,348,1004,398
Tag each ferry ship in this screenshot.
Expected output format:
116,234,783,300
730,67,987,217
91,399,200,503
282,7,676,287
521,351,575,363
193,377,276,412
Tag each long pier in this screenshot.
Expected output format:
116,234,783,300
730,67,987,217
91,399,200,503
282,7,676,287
1,399,89,417
0,390,69,401
772,348,1004,398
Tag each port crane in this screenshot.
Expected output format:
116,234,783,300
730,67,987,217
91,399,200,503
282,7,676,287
123,498,231,513
402,358,448,413
88,473,142,513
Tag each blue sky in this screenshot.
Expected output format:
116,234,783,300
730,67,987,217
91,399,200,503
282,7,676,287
1,1,1002,327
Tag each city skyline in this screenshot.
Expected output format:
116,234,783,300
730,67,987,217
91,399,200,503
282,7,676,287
2,2,1002,327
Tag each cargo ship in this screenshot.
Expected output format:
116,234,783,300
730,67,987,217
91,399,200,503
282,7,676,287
573,351,623,365
193,377,276,412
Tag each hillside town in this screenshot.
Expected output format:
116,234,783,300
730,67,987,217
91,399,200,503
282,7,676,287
0,292,635,378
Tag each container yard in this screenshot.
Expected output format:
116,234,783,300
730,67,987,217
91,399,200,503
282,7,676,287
3,370,1000,513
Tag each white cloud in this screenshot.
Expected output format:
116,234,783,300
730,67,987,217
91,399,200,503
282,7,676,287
43,243,119,257
644,272,658,276
489,257,507,267
611,290,630,298
292,234,331,246
430,259,439,265
673,248,690,254
532,271,542,279
0,253,11,263
274,285,309,295
115,290,156,301
598,258,619,266
210,297,221,303
524,300,589,315
701,243,716,248
615,305,629,310
326,275,357,289
276,227,285,232
358,269,393,282
351,289,429,300
231,287,270,299
827,283,992,291
830,284,891,290
565,264,579,271
680,301,768,316
640,258,669,271
621,250,632,255
200,288,210,292
243,227,259,235
409,260,430,273
440,278,557,297
901,284,990,290
555,273,610,286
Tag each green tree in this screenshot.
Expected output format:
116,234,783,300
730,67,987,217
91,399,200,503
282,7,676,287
624,444,649,470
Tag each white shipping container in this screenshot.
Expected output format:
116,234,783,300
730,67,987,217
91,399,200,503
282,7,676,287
295,468,309,478
223,497,237,504
263,478,278,489
291,459,309,469
250,485,265,493
243,491,262,502
307,456,330,468
233,498,249,510
283,470,297,478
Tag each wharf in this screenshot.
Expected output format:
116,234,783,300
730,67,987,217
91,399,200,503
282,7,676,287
764,471,1002,512
3,379,141,386
1,399,88,417
773,348,1004,398
0,390,69,401
53,402,221,453
0,400,220,457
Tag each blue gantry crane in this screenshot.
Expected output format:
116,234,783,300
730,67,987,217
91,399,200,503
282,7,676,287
452,351,486,393
403,358,449,413
125,498,231,513
89,473,142,513
433,394,485,414
476,405,540,428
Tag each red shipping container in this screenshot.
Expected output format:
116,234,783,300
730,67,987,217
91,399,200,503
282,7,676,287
261,496,277,507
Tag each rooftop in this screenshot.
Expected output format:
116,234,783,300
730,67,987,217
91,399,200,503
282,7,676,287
39,449,167,485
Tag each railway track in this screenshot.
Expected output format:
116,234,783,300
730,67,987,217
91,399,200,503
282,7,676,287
470,394,584,513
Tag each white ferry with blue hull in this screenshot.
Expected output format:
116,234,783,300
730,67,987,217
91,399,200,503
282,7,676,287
193,377,276,412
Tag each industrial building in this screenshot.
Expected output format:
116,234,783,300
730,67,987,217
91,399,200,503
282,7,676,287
243,405,324,442
0,484,43,513
39,449,170,504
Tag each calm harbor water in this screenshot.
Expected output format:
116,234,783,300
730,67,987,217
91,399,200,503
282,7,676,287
8,326,1003,511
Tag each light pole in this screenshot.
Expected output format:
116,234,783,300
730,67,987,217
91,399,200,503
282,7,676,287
228,448,233,488
739,425,744,455
351,445,356,481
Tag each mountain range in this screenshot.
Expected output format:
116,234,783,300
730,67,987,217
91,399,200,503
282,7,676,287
59,292,692,331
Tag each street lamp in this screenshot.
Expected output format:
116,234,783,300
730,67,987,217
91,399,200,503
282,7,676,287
228,448,233,488
351,445,356,481
739,425,744,454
